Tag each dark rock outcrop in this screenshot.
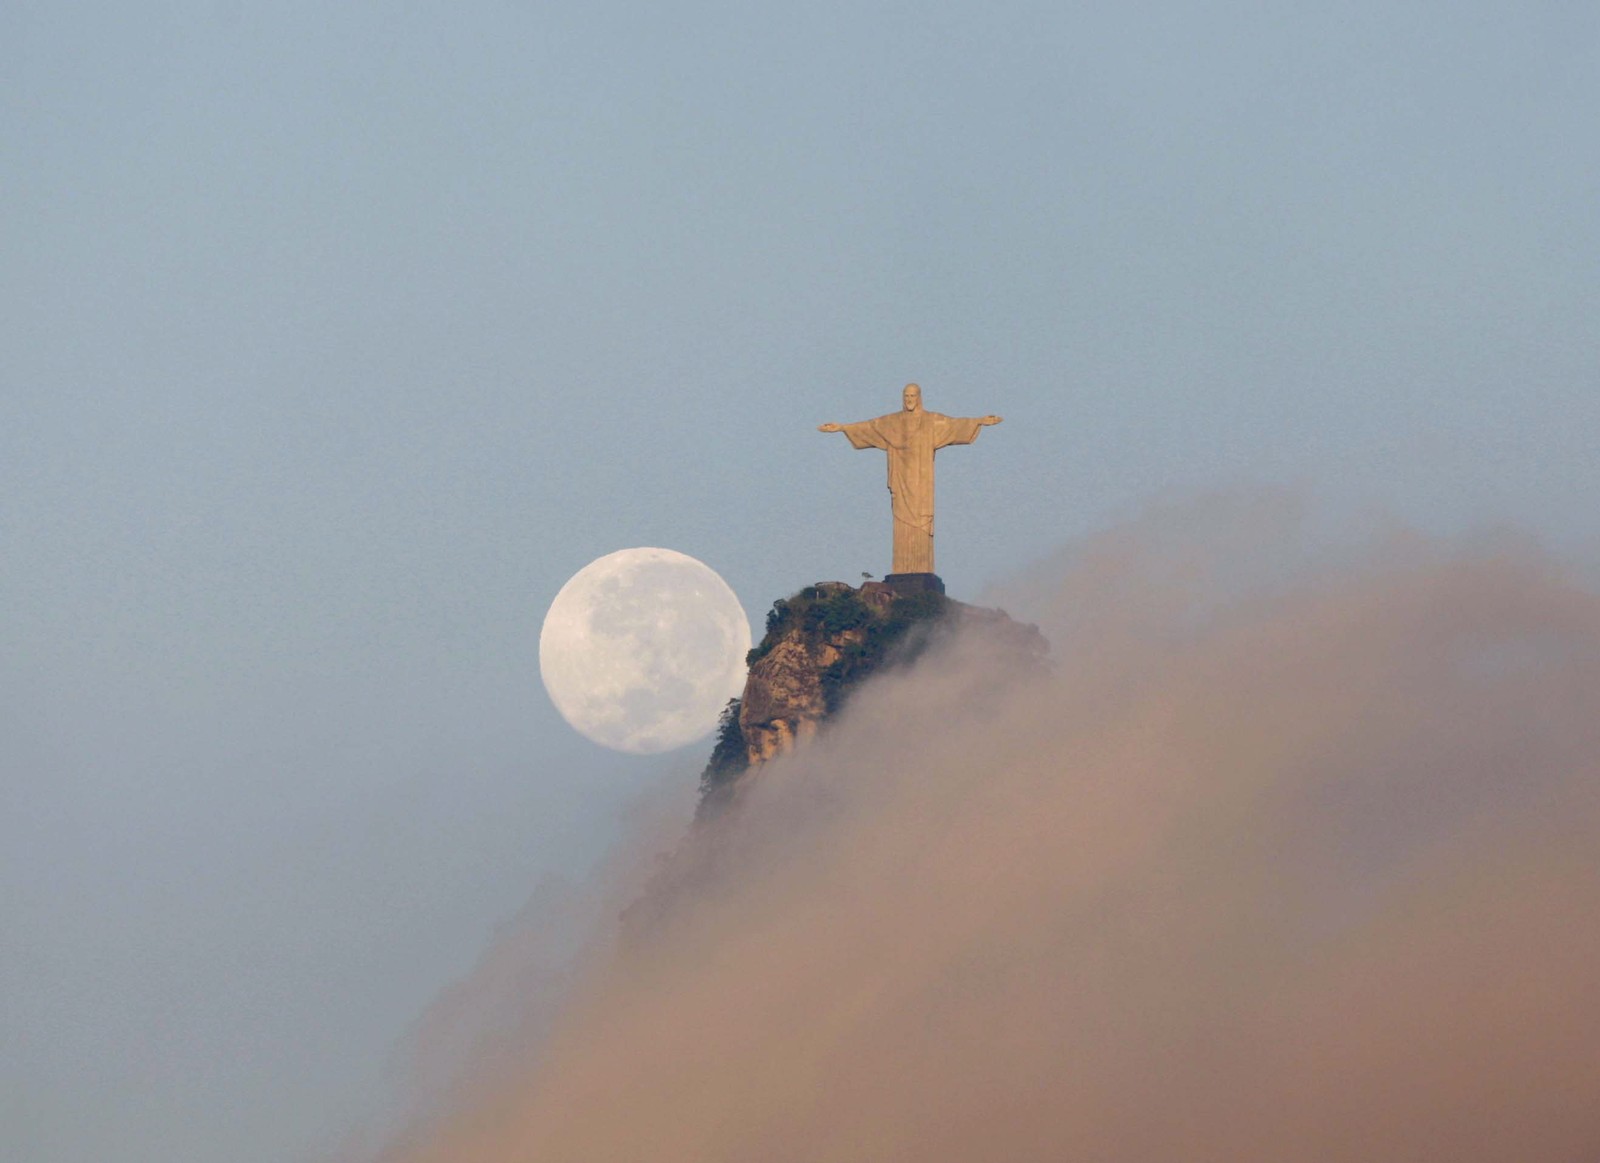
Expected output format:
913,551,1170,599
698,581,1045,813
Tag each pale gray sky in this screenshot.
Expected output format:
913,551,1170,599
4,2,1597,1160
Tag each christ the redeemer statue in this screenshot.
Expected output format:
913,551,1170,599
819,383,1002,585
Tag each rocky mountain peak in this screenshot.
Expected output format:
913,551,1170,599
698,581,1045,814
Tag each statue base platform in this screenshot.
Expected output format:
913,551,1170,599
882,572,946,596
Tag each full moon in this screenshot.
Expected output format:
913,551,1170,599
539,548,752,754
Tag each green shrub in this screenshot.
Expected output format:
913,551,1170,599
819,591,949,715
696,697,748,809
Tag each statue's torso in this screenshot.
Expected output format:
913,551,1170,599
871,410,942,459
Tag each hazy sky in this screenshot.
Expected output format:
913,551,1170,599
4,3,1597,1160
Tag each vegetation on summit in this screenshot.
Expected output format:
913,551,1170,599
698,584,953,807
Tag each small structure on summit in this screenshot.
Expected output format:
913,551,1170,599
818,383,1002,594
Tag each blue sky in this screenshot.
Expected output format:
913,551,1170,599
4,3,1597,1160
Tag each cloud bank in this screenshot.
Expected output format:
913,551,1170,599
375,496,1600,1161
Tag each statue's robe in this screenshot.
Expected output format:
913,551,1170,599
837,409,986,575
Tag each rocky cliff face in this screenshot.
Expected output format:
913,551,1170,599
698,581,1045,813
738,581,889,763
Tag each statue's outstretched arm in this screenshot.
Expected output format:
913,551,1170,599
821,418,888,450
933,412,1000,449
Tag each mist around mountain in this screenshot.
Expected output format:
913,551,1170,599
374,494,1600,1163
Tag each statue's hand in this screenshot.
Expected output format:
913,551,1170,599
818,422,843,433
980,415,1003,425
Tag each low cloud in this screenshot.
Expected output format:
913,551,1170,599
375,495,1600,1161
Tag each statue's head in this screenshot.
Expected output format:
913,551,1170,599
902,383,923,413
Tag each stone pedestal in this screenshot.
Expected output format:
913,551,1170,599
882,572,946,596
